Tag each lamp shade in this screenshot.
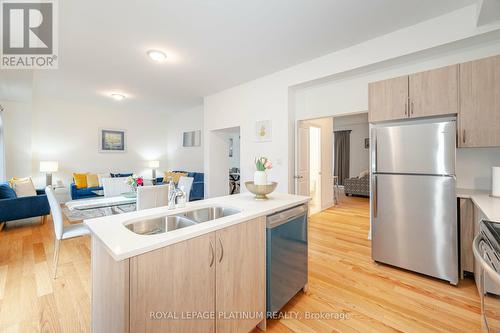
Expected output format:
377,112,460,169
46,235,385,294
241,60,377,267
148,160,160,169
40,161,59,173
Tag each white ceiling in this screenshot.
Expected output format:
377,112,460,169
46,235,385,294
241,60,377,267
2,0,476,112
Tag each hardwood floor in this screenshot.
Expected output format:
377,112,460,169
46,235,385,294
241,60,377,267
0,196,483,332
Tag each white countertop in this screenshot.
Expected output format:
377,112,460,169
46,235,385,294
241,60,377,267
457,188,500,222
84,192,310,261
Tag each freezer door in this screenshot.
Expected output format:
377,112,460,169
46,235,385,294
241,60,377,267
373,120,456,175
371,174,458,284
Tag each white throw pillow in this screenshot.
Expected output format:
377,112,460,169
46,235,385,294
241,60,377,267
358,169,369,178
97,173,111,187
12,178,37,197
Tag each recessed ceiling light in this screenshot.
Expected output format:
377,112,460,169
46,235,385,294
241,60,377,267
110,93,126,101
147,50,167,62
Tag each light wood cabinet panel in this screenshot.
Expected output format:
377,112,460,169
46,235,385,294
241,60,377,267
459,55,500,147
91,237,130,333
369,75,409,123
409,64,458,118
130,233,216,333
459,198,474,276
215,217,266,333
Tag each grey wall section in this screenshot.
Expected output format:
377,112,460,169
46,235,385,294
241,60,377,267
333,113,369,179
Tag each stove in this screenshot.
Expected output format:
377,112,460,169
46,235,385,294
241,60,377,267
477,220,500,332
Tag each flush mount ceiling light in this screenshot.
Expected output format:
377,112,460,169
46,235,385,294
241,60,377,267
147,50,167,62
110,93,126,101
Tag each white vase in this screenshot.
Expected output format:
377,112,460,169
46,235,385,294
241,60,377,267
254,171,267,185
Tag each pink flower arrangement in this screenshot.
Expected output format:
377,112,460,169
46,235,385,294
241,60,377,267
255,157,273,171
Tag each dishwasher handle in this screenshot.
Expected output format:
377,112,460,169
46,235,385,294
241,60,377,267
267,204,307,229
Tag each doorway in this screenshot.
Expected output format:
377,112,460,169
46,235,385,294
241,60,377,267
295,117,334,214
227,130,241,195
309,126,321,214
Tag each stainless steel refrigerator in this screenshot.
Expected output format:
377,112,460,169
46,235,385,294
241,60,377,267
371,118,458,285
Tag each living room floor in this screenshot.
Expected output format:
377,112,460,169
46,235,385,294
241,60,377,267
0,196,482,332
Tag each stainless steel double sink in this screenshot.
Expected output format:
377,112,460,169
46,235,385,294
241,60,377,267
124,206,241,235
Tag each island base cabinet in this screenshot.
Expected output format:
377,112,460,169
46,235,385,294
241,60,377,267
91,237,130,333
129,232,216,333
216,217,266,333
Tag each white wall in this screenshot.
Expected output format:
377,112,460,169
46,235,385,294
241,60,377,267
457,148,500,190
0,100,33,181
204,5,500,196
26,97,169,188
166,105,204,173
333,114,369,178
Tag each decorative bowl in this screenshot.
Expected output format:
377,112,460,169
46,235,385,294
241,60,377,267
245,181,277,200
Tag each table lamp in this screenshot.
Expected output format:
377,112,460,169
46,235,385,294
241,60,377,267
149,160,160,179
40,161,59,187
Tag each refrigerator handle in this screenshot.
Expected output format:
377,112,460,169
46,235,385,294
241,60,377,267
371,128,377,173
372,175,377,218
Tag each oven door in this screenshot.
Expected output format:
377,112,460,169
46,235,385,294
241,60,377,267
474,234,500,332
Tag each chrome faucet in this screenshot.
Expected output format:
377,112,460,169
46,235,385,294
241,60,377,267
168,188,184,209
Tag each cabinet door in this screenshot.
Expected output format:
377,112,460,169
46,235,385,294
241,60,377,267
130,233,216,333
459,55,500,147
216,217,266,333
459,198,474,276
409,64,458,118
369,75,409,123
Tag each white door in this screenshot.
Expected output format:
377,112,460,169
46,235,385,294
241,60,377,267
296,122,310,196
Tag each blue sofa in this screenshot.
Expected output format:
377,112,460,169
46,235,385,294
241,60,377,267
70,173,133,200
70,184,103,200
157,171,204,201
0,187,50,224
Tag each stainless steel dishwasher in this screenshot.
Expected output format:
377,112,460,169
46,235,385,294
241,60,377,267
266,204,308,315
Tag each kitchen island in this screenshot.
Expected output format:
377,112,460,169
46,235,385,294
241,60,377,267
85,192,310,333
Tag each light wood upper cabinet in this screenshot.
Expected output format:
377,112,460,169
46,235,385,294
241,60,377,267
409,64,459,119
130,232,216,333
216,217,266,333
369,75,409,123
459,55,500,147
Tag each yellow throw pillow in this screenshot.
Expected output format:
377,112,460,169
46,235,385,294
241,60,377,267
164,171,188,184
73,173,88,189
86,173,99,188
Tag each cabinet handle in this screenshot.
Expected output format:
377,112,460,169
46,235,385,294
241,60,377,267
218,238,224,263
411,101,414,115
404,103,408,116
209,240,215,267
463,129,466,144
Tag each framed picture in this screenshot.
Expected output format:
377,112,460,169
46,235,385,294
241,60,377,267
183,130,202,147
100,129,126,152
255,120,272,142
364,138,369,149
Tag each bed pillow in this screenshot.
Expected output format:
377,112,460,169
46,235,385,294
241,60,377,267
0,182,17,199
358,170,369,178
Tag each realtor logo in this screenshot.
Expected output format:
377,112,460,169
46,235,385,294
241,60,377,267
1,0,58,69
